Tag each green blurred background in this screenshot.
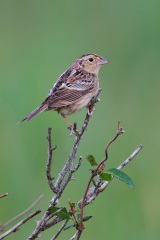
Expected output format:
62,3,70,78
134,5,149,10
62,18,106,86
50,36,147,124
0,0,160,239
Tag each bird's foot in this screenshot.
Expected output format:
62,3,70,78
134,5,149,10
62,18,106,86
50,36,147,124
87,107,95,116
68,122,80,136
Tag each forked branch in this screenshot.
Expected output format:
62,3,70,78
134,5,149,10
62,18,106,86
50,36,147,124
2,89,142,240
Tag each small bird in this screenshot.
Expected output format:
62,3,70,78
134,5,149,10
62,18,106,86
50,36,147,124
20,53,108,132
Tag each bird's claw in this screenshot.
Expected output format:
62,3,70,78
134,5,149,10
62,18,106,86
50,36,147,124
87,107,95,116
68,123,80,137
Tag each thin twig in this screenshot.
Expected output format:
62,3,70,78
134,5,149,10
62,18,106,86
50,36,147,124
68,201,78,226
0,193,8,199
0,195,43,232
91,178,97,187
70,156,83,173
46,127,57,193
0,210,41,240
44,209,63,223
117,144,143,170
41,216,63,231
97,144,143,193
98,121,124,168
77,122,124,236
28,211,50,240
78,144,143,207
51,220,69,240
50,91,100,205
70,231,78,240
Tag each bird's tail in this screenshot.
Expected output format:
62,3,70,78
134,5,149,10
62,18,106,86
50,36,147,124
18,104,48,123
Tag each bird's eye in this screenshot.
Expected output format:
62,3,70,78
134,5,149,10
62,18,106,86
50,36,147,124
88,58,93,62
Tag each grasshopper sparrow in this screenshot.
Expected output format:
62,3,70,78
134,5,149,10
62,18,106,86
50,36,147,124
20,54,108,131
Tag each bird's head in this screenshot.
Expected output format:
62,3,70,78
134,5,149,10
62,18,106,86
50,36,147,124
73,53,109,74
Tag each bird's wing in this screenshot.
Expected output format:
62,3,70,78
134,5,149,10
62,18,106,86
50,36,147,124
45,70,96,108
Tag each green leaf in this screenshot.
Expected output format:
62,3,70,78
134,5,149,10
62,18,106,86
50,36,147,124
99,172,112,181
76,214,92,222
83,215,92,222
48,207,70,219
107,168,135,188
48,206,60,214
56,207,71,219
64,215,92,231
64,223,75,230
70,202,76,208
86,155,98,166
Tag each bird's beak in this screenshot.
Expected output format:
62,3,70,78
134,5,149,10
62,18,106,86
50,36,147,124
99,57,109,65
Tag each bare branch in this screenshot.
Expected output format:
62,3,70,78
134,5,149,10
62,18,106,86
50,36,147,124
104,121,124,159
0,193,8,199
0,195,43,232
50,91,101,206
70,156,83,173
70,231,78,240
51,220,69,240
41,216,63,231
0,210,41,240
117,144,143,170
27,92,100,239
46,127,57,193
27,211,50,240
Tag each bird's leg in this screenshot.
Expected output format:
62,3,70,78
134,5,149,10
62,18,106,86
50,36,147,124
61,114,77,136
61,113,72,127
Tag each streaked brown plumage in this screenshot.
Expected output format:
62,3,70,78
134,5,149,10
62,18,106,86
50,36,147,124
20,54,108,130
